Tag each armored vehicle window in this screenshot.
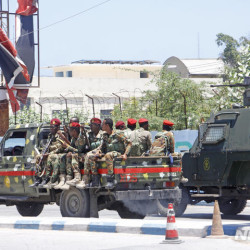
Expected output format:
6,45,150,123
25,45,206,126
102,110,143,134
3,131,27,156
203,125,225,144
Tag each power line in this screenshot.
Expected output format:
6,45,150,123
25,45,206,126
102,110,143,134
0,0,112,45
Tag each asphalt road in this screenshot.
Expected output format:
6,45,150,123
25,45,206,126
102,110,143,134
1,202,250,223
0,229,249,250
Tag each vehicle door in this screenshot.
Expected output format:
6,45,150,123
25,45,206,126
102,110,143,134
196,123,228,183
0,129,29,194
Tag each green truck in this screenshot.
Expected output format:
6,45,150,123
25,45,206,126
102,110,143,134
0,123,182,218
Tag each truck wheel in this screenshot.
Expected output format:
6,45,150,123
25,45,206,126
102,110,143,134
157,187,189,217
16,203,44,217
219,199,247,215
116,203,145,219
60,187,90,217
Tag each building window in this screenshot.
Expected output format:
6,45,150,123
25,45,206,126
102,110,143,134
140,71,149,78
100,109,113,119
55,71,64,77
66,71,72,77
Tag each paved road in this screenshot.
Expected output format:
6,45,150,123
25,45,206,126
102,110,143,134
1,203,250,223
0,229,249,250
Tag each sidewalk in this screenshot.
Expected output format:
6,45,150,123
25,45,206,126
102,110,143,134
1,217,250,237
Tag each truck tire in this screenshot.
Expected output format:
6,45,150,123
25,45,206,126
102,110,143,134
16,203,44,217
116,203,145,219
219,199,247,215
157,187,189,217
60,187,90,217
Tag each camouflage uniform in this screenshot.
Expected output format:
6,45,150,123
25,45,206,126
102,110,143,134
124,128,133,139
89,130,103,150
130,127,152,156
163,131,175,153
85,130,131,175
65,132,87,174
35,131,64,179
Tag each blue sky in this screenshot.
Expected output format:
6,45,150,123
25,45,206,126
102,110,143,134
6,0,250,75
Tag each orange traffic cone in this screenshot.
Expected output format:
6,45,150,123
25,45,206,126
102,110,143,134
207,200,227,238
161,203,183,244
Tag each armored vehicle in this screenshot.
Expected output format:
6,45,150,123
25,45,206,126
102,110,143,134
0,123,182,218
176,77,250,216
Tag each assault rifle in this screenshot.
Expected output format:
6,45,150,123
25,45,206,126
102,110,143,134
37,135,55,177
81,125,91,152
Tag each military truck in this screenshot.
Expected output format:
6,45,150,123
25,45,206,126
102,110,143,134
170,77,250,216
0,123,182,218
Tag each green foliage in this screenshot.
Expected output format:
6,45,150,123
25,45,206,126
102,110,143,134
112,71,214,130
216,33,250,106
9,107,89,125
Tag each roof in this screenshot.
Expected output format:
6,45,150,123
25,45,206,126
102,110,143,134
71,59,160,65
181,58,224,75
164,57,224,77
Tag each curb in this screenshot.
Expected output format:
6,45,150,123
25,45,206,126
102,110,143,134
1,217,250,237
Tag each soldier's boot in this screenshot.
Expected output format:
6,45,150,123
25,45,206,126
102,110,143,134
66,172,81,186
91,174,100,188
76,175,89,189
105,175,115,189
43,180,59,189
38,177,50,187
54,174,66,189
60,175,73,190
29,176,42,187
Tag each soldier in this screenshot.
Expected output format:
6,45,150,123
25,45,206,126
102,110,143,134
63,117,79,142
88,118,102,150
61,122,88,188
115,121,126,130
84,118,131,188
149,119,175,156
124,118,137,138
37,118,65,188
129,118,152,156
162,119,175,153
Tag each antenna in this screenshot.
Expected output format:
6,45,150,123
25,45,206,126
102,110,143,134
198,32,200,58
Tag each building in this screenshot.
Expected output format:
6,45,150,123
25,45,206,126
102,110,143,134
163,56,224,83
26,57,224,121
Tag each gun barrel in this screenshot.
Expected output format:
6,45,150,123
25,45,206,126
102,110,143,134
210,84,249,88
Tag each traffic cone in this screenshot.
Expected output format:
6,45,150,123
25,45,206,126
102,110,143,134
161,203,183,244
207,200,227,238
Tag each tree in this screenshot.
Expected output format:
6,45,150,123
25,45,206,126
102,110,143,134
216,33,250,106
112,71,214,130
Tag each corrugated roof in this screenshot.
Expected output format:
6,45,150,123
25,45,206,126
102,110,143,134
71,59,160,65
181,58,224,75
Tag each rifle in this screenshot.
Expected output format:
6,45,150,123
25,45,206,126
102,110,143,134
81,125,91,151
37,135,54,177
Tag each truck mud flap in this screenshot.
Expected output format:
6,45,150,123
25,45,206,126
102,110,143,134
115,188,181,201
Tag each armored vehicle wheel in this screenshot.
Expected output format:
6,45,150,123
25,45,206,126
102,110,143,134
157,187,189,217
60,187,90,217
116,203,145,219
218,199,247,215
16,203,44,217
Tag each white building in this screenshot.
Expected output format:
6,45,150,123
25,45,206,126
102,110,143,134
26,57,224,121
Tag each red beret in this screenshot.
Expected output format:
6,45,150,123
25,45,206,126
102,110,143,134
69,122,80,128
50,118,61,126
90,118,101,124
163,120,174,126
127,118,137,126
139,118,148,124
115,121,125,129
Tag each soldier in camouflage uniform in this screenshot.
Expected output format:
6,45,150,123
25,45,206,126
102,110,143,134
115,121,126,130
37,119,65,188
129,118,152,156
79,118,102,188
61,122,88,188
124,118,137,139
84,118,131,188
149,119,175,156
